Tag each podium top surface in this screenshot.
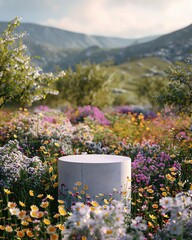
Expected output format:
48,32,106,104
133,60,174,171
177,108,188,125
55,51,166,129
59,154,131,164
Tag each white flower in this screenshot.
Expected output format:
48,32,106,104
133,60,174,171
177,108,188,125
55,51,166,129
9,207,20,216
168,221,183,236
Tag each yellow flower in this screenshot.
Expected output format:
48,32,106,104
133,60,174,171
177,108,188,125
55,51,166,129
47,225,56,234
49,167,53,173
58,200,64,204
29,190,34,196
26,230,34,238
47,194,54,200
30,205,39,212
56,224,65,230
54,142,60,147
44,140,49,145
19,201,25,207
149,214,157,220
166,174,176,182
147,189,154,194
84,185,88,190
0,225,5,230
43,218,51,225
73,187,78,191
50,233,59,240
53,182,58,188
17,230,25,238
30,211,38,218
58,206,67,216
37,194,44,198
75,181,82,186
104,199,109,205
13,134,17,138
152,204,159,209
21,221,29,226
91,201,99,207
80,190,85,194
54,213,60,218
5,225,13,232
51,175,57,181
148,221,155,228
37,211,44,218
41,201,49,208
82,237,87,240
18,210,27,219
162,192,167,197
4,188,11,194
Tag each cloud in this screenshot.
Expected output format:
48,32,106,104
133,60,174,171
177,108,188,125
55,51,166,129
1,0,191,38
42,0,192,38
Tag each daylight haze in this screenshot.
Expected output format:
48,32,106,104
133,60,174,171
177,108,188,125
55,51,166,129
0,0,192,38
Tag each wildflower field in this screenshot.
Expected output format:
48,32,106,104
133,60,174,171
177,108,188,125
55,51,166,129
0,105,191,240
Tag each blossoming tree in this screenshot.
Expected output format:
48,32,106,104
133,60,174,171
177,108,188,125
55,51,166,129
0,17,63,108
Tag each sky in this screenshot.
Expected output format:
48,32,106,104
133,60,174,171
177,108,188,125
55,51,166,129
0,0,192,39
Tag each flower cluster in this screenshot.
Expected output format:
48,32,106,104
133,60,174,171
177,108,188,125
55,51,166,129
0,140,46,189
155,190,192,239
62,200,147,239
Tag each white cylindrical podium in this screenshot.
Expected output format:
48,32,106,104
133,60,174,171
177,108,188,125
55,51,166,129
58,154,131,200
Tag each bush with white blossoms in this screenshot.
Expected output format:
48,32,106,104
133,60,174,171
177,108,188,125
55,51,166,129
62,200,147,240
154,190,192,239
0,140,46,189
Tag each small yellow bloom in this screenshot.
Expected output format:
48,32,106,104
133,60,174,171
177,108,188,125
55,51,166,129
80,190,85,194
54,213,60,218
147,189,154,194
104,199,109,205
162,192,167,197
82,237,87,240
29,190,34,196
73,187,78,191
44,140,49,145
91,201,99,207
53,182,58,188
58,206,67,216
13,134,17,138
152,204,158,209
43,218,51,225
56,224,65,230
21,221,29,226
58,200,65,204
47,194,54,200
49,167,53,173
51,175,57,181
5,225,13,232
54,142,60,147
47,225,56,234
40,201,49,208
30,205,39,212
30,211,38,218
19,201,25,207
75,181,82,186
148,221,155,228
0,225,5,230
4,189,11,194
37,194,44,198
18,210,27,219
84,185,88,190
149,214,157,220
50,233,59,240
26,230,34,238
17,230,25,238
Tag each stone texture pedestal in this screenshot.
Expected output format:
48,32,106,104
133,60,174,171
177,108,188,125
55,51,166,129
58,154,131,201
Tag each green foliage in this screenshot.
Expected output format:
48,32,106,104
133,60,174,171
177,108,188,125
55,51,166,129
156,62,192,115
47,62,115,109
0,17,62,108
136,76,168,106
